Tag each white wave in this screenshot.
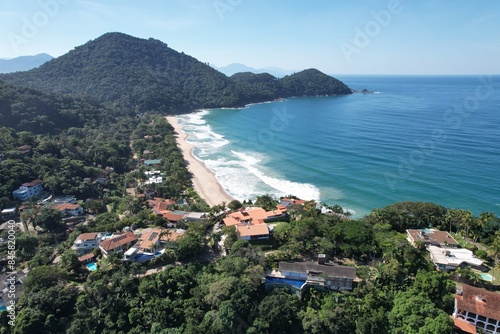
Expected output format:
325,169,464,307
179,111,229,153
229,150,321,202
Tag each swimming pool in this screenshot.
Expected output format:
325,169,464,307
265,276,306,288
86,262,98,271
480,273,493,282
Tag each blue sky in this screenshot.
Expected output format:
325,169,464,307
1,0,499,74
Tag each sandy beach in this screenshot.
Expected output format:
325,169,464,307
166,116,234,207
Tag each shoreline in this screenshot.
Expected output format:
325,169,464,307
166,116,234,207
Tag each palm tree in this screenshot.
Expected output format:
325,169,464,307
491,232,500,281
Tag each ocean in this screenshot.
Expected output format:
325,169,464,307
177,75,500,218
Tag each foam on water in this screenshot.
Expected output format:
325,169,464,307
178,111,229,155
231,150,321,201
178,110,321,202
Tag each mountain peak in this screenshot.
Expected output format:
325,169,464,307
1,32,351,113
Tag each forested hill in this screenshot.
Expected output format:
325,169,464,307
0,80,119,134
1,32,351,114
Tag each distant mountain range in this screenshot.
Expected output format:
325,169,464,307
0,53,53,73
0,33,351,114
212,63,293,78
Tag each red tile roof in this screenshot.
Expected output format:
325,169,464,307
452,317,476,334
236,224,269,237
148,197,177,213
54,203,81,211
99,232,138,252
162,212,187,222
78,233,98,241
78,253,96,262
456,284,500,322
223,207,284,226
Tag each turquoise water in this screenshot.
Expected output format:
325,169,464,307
178,76,500,218
86,262,97,271
480,273,493,282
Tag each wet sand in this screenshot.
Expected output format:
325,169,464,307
166,116,234,207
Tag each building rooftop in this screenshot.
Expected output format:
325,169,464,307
99,232,138,252
456,284,500,322
236,223,270,237
22,179,42,187
428,245,483,267
223,207,285,226
452,317,476,334
78,253,96,262
77,233,99,241
278,261,357,279
407,229,459,247
53,203,81,211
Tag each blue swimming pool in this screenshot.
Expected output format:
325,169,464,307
86,262,98,271
0,306,7,312
266,276,306,288
480,273,493,282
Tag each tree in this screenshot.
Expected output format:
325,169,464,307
250,289,301,334
254,194,279,211
32,207,63,231
388,291,453,334
227,199,243,211
15,233,39,261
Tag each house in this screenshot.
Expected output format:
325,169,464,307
72,233,105,255
148,197,176,213
136,228,163,253
280,198,307,207
428,245,483,272
236,223,270,240
1,207,16,219
12,179,43,201
161,229,185,248
162,211,188,226
453,284,500,333
53,203,84,216
267,256,358,292
223,207,287,226
135,228,185,252
407,229,459,248
99,232,138,256
78,252,96,264
124,228,184,262
185,212,208,222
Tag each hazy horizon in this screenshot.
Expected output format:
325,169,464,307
1,1,499,75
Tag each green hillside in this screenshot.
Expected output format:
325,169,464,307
1,33,351,114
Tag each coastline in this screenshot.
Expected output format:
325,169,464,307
166,115,234,207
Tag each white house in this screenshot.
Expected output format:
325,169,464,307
1,208,16,219
72,233,105,255
428,245,483,271
12,179,43,201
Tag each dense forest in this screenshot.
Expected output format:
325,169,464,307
0,33,352,114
